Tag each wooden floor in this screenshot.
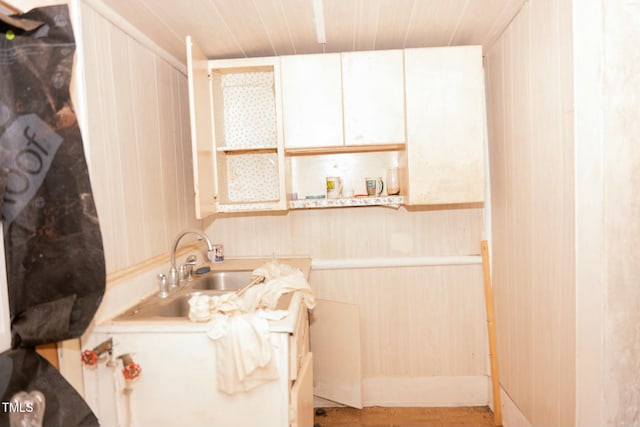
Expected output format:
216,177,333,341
313,406,498,427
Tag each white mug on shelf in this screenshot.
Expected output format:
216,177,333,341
365,177,384,196
326,176,343,199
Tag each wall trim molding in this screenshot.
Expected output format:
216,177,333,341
312,256,482,270
362,376,489,407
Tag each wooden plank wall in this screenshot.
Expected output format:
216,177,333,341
484,0,575,425
79,1,200,274
597,2,640,425
205,206,490,405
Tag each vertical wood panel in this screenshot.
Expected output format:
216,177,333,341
108,29,147,265
81,4,123,272
130,43,168,257
601,2,640,425
79,3,201,273
484,0,575,425
155,59,180,241
511,5,534,414
205,207,487,383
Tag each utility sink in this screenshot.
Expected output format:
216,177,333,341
113,269,292,321
153,295,191,317
190,270,253,291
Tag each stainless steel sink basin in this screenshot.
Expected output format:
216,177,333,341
190,270,254,291
113,293,196,320
113,269,256,321
155,295,191,317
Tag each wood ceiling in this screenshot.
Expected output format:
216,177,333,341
98,0,526,64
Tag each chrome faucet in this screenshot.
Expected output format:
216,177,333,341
179,254,198,282
169,229,215,289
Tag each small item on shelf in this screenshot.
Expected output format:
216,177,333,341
387,167,400,195
305,195,325,199
365,177,384,196
213,244,224,263
325,176,343,199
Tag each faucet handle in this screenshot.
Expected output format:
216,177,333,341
180,255,198,282
157,273,169,298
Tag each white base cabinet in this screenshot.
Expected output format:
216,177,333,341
83,307,311,427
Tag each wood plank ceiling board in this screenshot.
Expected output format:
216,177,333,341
322,0,358,53
93,0,528,64
280,0,324,55
181,0,247,60
446,1,490,46
352,0,381,51
98,0,184,60
133,0,193,58
403,0,468,48
449,0,525,47
252,0,297,56
136,0,238,62
478,0,527,49
211,0,277,58
373,0,417,50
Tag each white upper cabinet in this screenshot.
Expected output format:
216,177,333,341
404,46,486,205
187,39,487,214
281,53,344,149
341,50,406,146
186,35,287,217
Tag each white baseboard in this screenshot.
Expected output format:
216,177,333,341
316,376,534,426
500,387,532,427
358,376,489,407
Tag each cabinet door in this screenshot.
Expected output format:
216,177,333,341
310,299,362,408
207,57,287,213
342,50,405,145
281,54,343,148
405,46,486,205
186,35,217,218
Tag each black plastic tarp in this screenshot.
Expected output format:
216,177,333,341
0,4,104,426
0,3,105,349
0,349,98,426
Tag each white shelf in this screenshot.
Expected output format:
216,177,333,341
289,195,403,209
217,146,277,153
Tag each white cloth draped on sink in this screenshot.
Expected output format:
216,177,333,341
243,261,315,311
202,261,315,395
